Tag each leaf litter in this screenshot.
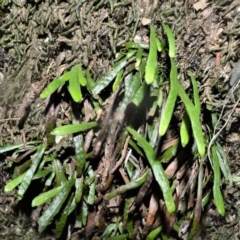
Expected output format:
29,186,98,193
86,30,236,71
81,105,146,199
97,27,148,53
0,1,240,240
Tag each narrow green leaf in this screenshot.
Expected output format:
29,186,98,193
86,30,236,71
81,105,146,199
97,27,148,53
67,195,77,215
125,41,149,50
45,170,56,186
104,170,149,200
0,141,39,153
180,112,191,147
86,168,95,205
145,26,158,84
53,159,67,186
177,83,206,156
126,219,134,239
160,57,202,153
168,58,206,157
33,168,52,179
127,127,155,161
75,177,84,203
38,178,75,232
51,121,97,136
32,185,63,207
129,139,143,156
147,226,163,240
202,192,211,207
112,69,123,92
73,135,86,176
123,198,132,224
40,72,70,98
148,121,159,148
55,193,74,238
92,50,136,95
212,146,225,216
161,232,169,240
18,144,47,199
68,73,82,102
211,112,218,128
159,88,178,136
74,64,87,86
87,180,95,205
139,58,146,80
162,24,175,58
216,142,232,184
156,37,165,52
102,223,118,237
159,57,178,136
0,143,26,153
125,157,136,180
189,73,201,114
127,127,175,213
41,64,86,100
132,84,146,107
159,141,179,163
4,172,26,192
13,159,32,177
79,201,88,226
120,72,141,111
135,47,143,69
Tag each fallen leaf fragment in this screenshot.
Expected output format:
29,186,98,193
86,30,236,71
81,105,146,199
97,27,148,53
193,0,208,11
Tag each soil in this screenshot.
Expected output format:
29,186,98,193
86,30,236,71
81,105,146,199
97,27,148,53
0,0,240,239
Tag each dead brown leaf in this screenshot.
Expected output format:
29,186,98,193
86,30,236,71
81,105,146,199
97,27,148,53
141,194,158,236
193,0,209,11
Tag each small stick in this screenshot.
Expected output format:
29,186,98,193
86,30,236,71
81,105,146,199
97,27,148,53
0,118,20,123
